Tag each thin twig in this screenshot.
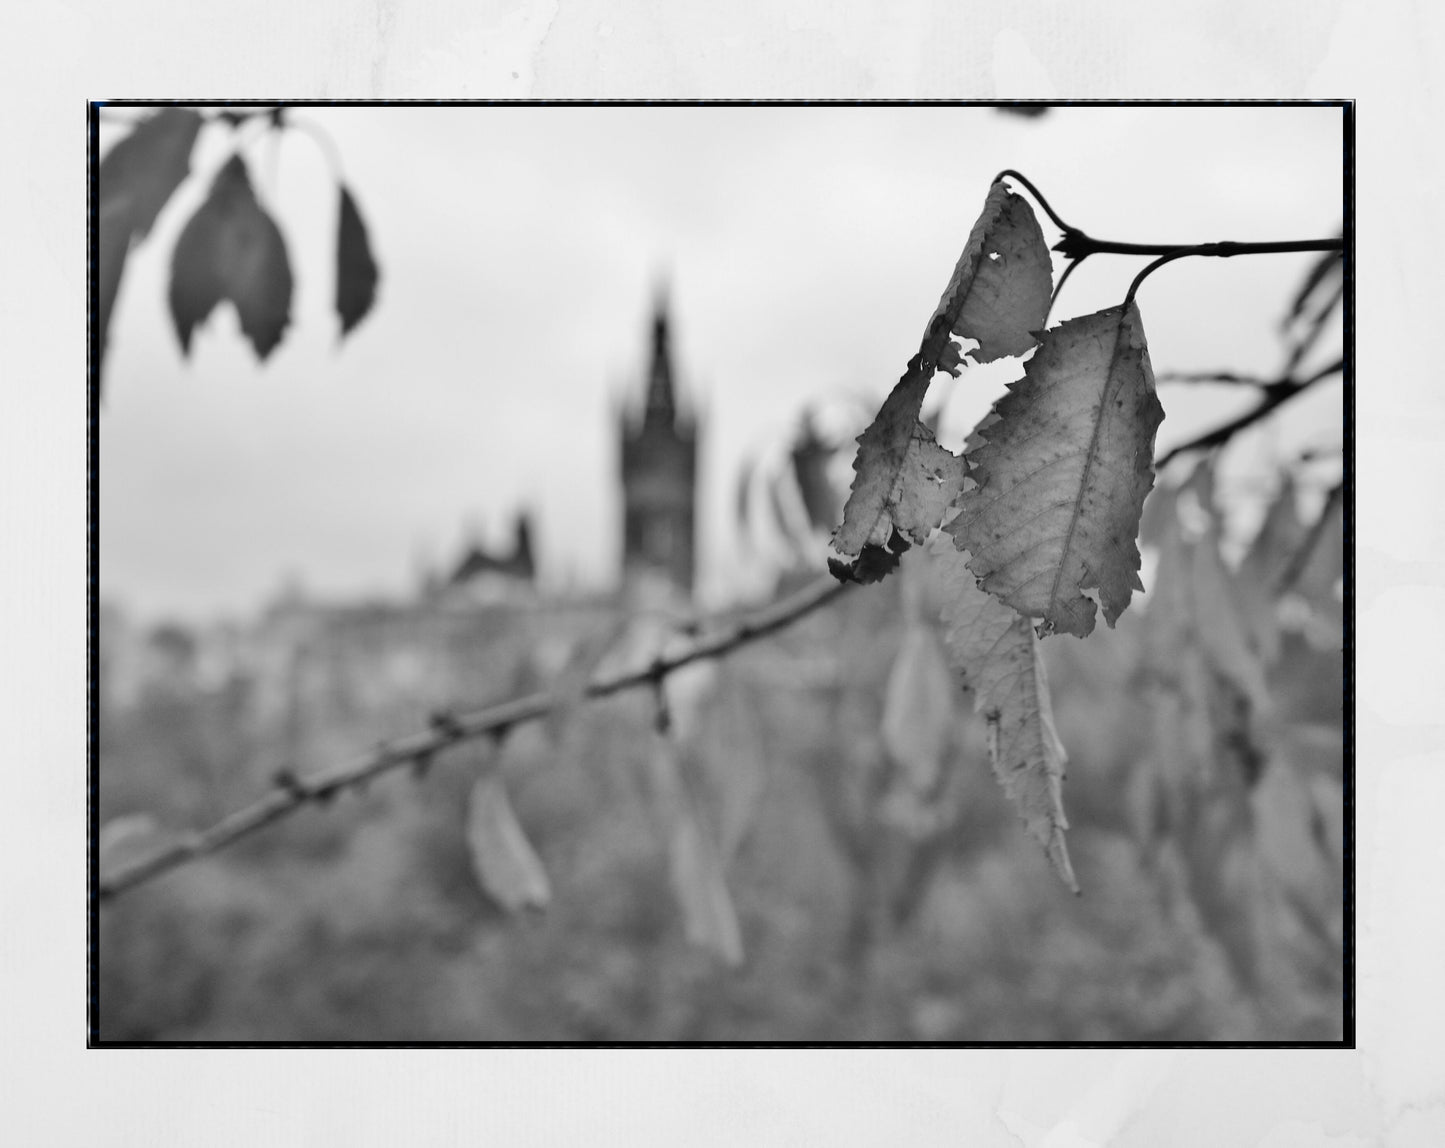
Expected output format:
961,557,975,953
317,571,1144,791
1153,358,1344,470
98,575,852,901
1155,370,1273,388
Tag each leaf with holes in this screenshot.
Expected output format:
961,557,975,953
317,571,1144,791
336,184,380,336
466,773,551,912
947,301,1165,638
97,108,204,387
829,182,1051,582
926,180,1054,368
934,545,1077,892
169,155,293,360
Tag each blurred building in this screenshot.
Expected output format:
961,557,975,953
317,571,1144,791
446,513,536,603
619,287,699,598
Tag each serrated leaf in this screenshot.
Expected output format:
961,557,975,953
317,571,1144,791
935,546,1077,892
829,182,1050,582
881,622,956,792
927,181,1053,367
169,154,293,360
947,301,1165,638
466,773,551,912
830,389,968,578
647,736,744,965
336,184,380,336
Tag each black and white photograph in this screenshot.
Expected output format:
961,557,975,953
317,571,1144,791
90,102,1348,1046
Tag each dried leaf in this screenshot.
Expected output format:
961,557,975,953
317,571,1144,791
935,546,1078,892
647,736,744,965
169,155,293,360
927,181,1053,367
829,182,1050,581
336,184,380,336
830,388,967,578
880,622,956,793
466,773,551,912
947,302,1165,638
96,198,134,386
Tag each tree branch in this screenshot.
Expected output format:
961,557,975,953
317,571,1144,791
1153,358,1344,470
98,575,852,902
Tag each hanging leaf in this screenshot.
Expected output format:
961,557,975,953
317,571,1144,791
880,621,956,793
926,180,1054,367
790,418,842,532
99,107,204,240
96,198,134,386
934,546,1078,892
829,182,1051,582
647,735,744,965
466,772,551,912
691,675,770,865
829,393,966,583
169,154,293,360
96,108,204,389
1234,475,1307,664
336,183,380,336
947,301,1165,638
1190,514,1273,716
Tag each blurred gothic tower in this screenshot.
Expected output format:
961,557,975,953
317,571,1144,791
619,286,698,597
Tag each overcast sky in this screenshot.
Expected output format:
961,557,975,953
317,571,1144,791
99,104,1344,623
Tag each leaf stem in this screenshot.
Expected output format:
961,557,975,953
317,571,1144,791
1124,241,1345,308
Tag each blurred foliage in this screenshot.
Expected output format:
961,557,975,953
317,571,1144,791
99,521,1342,1041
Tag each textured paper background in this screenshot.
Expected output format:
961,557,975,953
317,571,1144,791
3,0,1442,1143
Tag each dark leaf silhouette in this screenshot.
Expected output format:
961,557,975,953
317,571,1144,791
96,108,204,388
97,199,133,385
99,107,204,241
336,184,380,336
169,155,293,359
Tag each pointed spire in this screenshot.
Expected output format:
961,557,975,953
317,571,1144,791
645,275,677,425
